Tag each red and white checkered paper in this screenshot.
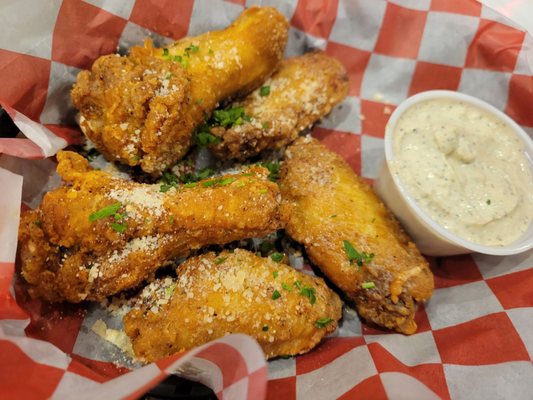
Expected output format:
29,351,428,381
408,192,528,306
1,0,532,399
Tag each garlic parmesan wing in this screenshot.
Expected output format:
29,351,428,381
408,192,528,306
18,151,286,303
209,51,349,160
71,6,289,175
280,137,434,334
123,249,342,362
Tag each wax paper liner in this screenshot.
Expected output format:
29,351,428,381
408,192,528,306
1,0,532,399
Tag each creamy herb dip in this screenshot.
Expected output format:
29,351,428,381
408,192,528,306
392,98,533,246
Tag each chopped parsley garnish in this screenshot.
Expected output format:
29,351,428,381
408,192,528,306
294,280,302,290
300,286,316,304
343,240,374,267
202,180,218,188
282,282,292,292
330,214,337,218
260,242,274,253
273,271,278,279
361,281,376,289
211,106,250,128
184,182,198,188
270,252,283,263
173,55,188,67
165,283,177,298
486,199,491,205
218,177,236,186
33,219,42,228
259,161,280,182
262,325,269,332
159,171,179,192
258,188,268,194
315,318,333,328
86,147,100,161
201,177,237,188
179,167,215,185
89,202,122,222
262,122,270,129
111,222,127,233
184,44,200,54
272,290,281,300
215,257,227,265
259,85,270,96
162,48,169,57
194,124,221,146
169,215,175,224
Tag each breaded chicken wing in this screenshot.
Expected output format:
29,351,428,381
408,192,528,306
71,6,288,175
280,138,433,334
123,249,342,362
209,51,349,160
18,151,286,303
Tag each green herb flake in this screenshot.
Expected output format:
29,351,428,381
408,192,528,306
282,282,292,292
215,257,228,265
159,183,174,193
270,252,283,263
162,48,169,57
361,281,376,289
86,147,100,162
259,161,280,182
272,290,281,300
202,180,219,188
258,188,268,194
169,215,175,224
259,85,270,96
486,199,491,205
195,126,221,146
165,283,176,298
218,177,236,186
300,286,316,304
185,44,200,54
343,240,374,267
33,219,42,228
262,122,270,129
315,318,333,328
208,48,214,55
195,98,204,105
262,325,269,332
184,182,198,188
273,271,279,279
294,280,302,290
89,202,122,222
111,222,127,233
260,242,274,253
330,214,337,218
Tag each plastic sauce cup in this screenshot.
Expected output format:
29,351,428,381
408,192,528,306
374,90,533,256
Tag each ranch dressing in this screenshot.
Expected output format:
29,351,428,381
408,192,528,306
392,98,533,246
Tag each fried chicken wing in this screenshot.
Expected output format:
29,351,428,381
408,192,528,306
18,151,286,303
71,6,288,175
280,137,433,334
123,249,342,362
209,51,349,160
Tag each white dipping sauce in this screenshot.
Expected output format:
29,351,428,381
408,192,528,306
392,98,533,246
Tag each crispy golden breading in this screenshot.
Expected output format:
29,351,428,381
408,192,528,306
18,151,287,303
71,6,288,175
280,138,434,334
209,51,349,160
123,249,342,362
